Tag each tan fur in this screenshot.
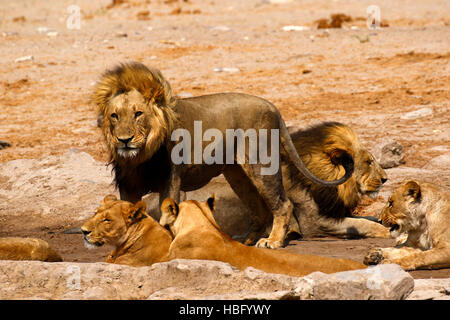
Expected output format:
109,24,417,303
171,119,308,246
81,195,172,267
364,180,450,270
92,62,354,249
0,237,62,262
283,122,391,238
160,197,366,277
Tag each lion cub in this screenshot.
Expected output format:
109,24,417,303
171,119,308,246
364,180,450,270
0,237,62,262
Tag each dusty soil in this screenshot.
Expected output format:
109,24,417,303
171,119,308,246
0,0,449,281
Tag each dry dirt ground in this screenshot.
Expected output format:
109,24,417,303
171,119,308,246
0,0,449,281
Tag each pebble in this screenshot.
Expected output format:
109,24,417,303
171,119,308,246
401,107,433,120
15,55,34,63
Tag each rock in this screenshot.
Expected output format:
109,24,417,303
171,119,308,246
282,25,310,31
213,67,240,73
15,55,34,63
374,138,405,169
401,107,433,120
0,260,414,300
0,149,116,221
424,154,450,170
297,264,414,300
408,278,450,300
0,140,11,150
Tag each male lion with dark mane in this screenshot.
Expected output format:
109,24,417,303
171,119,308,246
93,62,354,249
364,180,450,270
281,122,391,239
159,196,366,276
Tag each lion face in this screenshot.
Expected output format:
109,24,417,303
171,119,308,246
104,89,153,160
353,149,387,198
379,180,421,238
81,195,147,248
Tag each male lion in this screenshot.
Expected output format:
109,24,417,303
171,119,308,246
81,195,172,267
0,237,62,262
364,180,450,270
282,122,391,239
159,196,366,277
93,62,353,249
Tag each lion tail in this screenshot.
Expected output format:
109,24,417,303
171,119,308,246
279,118,354,187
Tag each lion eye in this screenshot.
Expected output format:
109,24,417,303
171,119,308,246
388,200,393,208
134,111,143,119
103,218,111,223
111,113,118,120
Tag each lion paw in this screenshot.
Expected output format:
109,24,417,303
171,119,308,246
255,238,283,249
363,248,385,265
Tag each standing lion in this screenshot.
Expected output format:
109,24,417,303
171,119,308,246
92,62,353,249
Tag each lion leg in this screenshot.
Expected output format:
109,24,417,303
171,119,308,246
321,216,391,239
365,245,450,270
223,166,272,245
227,163,293,249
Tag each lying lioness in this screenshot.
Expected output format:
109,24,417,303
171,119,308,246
81,195,172,267
364,180,450,270
160,196,366,277
0,237,62,262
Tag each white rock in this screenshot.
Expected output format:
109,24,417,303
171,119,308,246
401,107,433,120
15,55,34,63
213,67,240,73
282,25,310,31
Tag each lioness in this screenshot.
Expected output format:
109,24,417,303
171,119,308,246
81,195,172,267
364,180,450,270
93,62,353,249
0,237,62,262
160,196,366,277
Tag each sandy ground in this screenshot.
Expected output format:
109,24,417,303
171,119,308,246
0,0,449,281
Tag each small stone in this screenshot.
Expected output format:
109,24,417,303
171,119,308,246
374,138,405,169
401,107,433,120
15,55,34,63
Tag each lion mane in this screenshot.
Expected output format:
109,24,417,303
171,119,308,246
285,122,389,238
93,62,178,164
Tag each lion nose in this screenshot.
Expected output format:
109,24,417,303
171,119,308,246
81,228,91,236
118,136,134,145
381,177,387,184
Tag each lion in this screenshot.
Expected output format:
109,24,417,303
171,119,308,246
279,122,391,239
93,62,354,249
81,195,172,267
363,180,450,270
159,196,366,277
0,237,62,262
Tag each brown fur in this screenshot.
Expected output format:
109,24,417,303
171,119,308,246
92,62,354,249
160,197,366,277
0,237,62,262
283,122,391,238
81,195,172,267
364,180,450,270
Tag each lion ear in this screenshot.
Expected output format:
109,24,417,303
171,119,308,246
206,195,216,213
161,198,179,218
128,201,147,223
405,181,421,201
328,148,350,165
102,194,118,205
